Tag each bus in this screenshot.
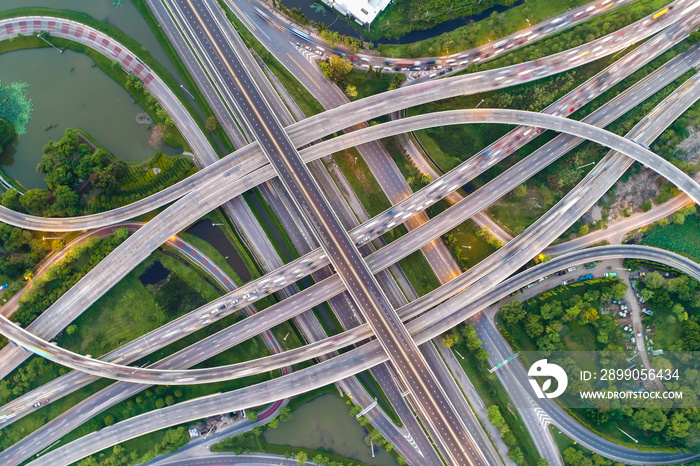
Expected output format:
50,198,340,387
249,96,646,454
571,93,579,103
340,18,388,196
290,26,312,42
652,7,671,20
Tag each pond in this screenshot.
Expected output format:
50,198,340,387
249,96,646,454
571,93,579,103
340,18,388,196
186,220,252,283
264,394,398,466
0,48,176,188
139,260,169,286
0,0,181,81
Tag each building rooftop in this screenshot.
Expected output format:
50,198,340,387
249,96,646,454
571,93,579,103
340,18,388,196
322,0,392,26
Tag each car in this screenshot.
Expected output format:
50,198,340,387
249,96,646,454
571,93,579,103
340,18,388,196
242,293,251,300
230,299,239,306
33,402,41,408
295,42,301,47
42,399,49,405
218,304,226,310
556,271,566,276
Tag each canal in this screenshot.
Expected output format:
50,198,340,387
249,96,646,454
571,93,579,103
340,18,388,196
186,220,252,283
264,394,398,466
278,0,523,44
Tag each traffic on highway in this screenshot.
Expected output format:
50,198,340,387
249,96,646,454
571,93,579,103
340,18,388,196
1,1,700,465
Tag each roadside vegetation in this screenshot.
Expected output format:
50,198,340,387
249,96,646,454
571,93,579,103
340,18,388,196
130,0,235,152
74,427,191,466
217,0,325,117
369,0,523,41
442,321,542,465
638,209,700,261
9,228,130,329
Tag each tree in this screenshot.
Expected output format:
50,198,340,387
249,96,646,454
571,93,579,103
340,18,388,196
279,406,293,422
537,459,549,466
608,282,627,300
155,398,165,409
578,224,590,236
296,451,308,465
66,324,78,335
319,55,352,83
509,447,524,464
690,29,700,44
487,405,506,428
665,412,691,440
645,271,665,289
51,185,80,216
581,307,600,324
19,189,50,216
441,332,456,348
247,410,257,422
205,116,218,132
524,314,544,338
513,184,527,198
672,211,687,225
475,348,490,361
641,199,653,212
344,84,358,100
0,118,15,148
540,301,563,320
268,417,279,428
165,395,175,406
104,414,115,426
631,408,667,432
501,300,526,324
1,188,23,211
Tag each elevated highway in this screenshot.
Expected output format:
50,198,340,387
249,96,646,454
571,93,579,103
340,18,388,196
2,16,690,430
0,2,692,232
1,7,700,462
26,244,700,466
3,100,700,382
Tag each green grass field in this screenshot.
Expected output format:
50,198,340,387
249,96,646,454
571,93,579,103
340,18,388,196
641,214,700,262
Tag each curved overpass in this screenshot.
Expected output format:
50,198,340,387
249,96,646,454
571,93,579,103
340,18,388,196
27,245,700,466
1,25,691,422
0,4,693,232
2,104,700,382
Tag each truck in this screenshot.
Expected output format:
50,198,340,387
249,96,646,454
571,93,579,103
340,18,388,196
577,274,593,282
603,272,617,278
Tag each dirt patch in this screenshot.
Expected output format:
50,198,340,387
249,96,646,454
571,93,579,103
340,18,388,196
608,169,661,217
677,126,700,163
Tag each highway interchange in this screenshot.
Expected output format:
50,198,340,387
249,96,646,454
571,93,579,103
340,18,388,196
2,1,700,465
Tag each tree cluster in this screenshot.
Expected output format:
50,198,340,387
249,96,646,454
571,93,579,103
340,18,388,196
33,129,127,216
0,222,50,281
500,280,628,353
319,55,352,84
